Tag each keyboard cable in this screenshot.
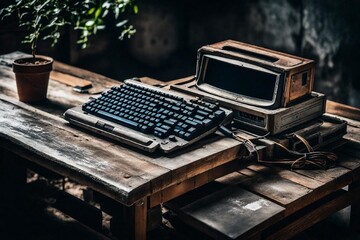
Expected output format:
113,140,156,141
218,125,337,170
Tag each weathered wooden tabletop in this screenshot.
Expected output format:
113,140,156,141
0,52,242,206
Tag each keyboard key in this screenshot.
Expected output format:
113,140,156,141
203,119,212,126
154,127,170,138
194,115,205,121
97,110,139,129
185,119,201,128
214,110,225,119
164,119,176,126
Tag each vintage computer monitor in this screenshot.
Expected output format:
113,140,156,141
196,40,315,109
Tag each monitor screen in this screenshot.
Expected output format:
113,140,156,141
199,55,280,102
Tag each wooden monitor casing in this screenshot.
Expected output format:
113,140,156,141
196,40,315,109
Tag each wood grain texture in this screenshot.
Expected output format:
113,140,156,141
180,186,284,240
266,187,360,240
326,100,360,121
150,160,243,208
0,95,169,205
53,60,120,87
325,113,360,144
240,163,355,215
0,64,91,117
50,71,92,88
0,94,243,205
335,145,360,182
237,169,312,212
134,198,147,240
215,159,357,216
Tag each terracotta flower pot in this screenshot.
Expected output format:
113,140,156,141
12,56,53,102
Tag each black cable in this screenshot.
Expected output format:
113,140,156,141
219,125,338,170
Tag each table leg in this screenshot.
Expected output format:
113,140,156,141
109,197,148,239
134,197,148,240
350,180,360,233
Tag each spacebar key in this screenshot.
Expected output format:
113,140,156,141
97,110,139,129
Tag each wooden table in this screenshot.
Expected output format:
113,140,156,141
0,53,243,239
0,52,359,239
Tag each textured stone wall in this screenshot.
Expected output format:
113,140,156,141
301,0,360,106
127,0,360,107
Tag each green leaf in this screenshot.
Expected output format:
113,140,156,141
133,5,138,14
95,7,102,19
88,7,96,15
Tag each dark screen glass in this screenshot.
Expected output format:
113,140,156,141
202,57,277,101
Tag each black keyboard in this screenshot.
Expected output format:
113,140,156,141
83,81,226,140
64,79,232,152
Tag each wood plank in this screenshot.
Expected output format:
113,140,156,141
216,169,314,216
336,151,360,170
345,122,360,144
236,168,313,214
293,166,352,184
216,171,249,185
167,75,195,85
239,163,355,216
325,113,360,143
53,59,120,87
266,186,360,240
126,134,242,194
326,100,360,121
50,71,92,88
137,76,164,86
164,181,225,212
215,162,354,216
334,150,360,182
246,164,324,189
180,186,285,240
150,160,242,208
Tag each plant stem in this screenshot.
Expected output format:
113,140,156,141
31,36,37,59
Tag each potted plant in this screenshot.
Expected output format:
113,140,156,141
1,0,137,102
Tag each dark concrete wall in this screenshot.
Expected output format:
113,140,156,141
1,0,359,107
